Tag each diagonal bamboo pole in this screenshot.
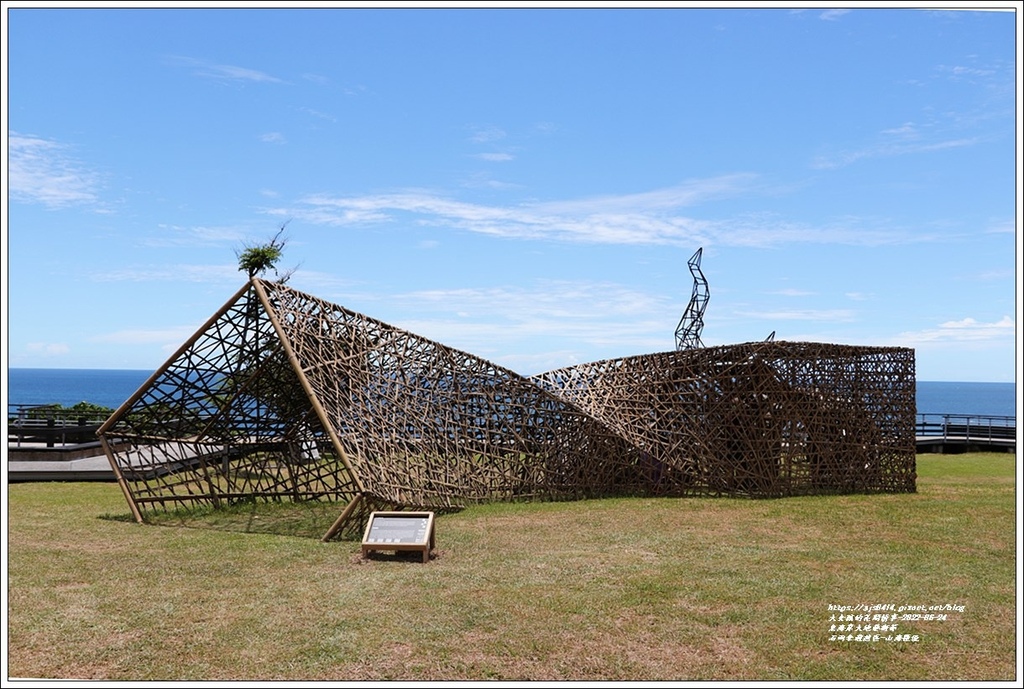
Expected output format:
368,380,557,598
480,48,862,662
99,435,144,523
251,277,366,497
321,492,365,543
97,281,256,519
97,280,255,436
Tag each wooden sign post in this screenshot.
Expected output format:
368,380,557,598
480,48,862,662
361,511,436,563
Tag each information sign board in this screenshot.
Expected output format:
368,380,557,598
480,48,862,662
361,511,436,562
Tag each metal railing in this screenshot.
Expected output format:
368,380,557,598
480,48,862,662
916,413,1016,442
8,404,111,448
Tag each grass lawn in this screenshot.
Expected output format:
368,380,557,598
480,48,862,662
5,452,1018,681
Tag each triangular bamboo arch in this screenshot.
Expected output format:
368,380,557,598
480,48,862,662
98,278,916,541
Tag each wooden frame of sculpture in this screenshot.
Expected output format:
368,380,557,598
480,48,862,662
97,277,917,541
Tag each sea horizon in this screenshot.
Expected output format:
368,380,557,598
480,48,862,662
5,365,1017,385
5,367,1017,418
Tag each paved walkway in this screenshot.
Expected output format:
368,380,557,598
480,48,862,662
7,453,115,481
7,440,114,480
7,439,229,482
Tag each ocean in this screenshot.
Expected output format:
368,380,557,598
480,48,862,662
5,368,1018,418
6,368,153,411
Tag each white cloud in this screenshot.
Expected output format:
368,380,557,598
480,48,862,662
398,281,668,321
942,64,998,81
26,342,71,356
90,326,199,345
733,308,857,322
811,136,978,170
819,9,850,21
8,132,101,208
895,316,1015,345
90,264,240,283
474,152,515,162
468,125,506,143
260,132,286,144
317,280,678,371
533,174,758,214
143,224,249,247
972,268,1013,281
168,56,283,83
985,219,1015,234
271,177,926,249
881,122,918,138
286,270,365,295
460,172,523,191
299,107,336,122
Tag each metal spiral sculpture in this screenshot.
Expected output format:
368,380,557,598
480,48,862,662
675,247,709,350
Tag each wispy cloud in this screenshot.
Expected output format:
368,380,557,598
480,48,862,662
267,176,924,249
467,125,506,144
167,55,283,83
460,172,523,191
813,53,1012,172
881,122,919,138
894,316,1015,346
141,224,250,248
89,264,241,283
733,308,857,323
940,63,998,83
372,280,678,371
90,326,200,346
299,107,336,122
819,9,850,21
25,342,71,357
985,218,1015,234
271,188,710,246
260,132,287,144
811,135,978,170
473,152,515,162
532,174,758,214
8,132,102,208
399,280,669,321
770,288,815,297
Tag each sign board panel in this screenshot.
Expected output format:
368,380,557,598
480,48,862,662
361,511,436,562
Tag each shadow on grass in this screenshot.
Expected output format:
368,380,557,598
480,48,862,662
97,512,137,523
359,549,438,564
97,500,346,540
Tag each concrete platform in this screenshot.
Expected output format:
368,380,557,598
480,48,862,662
7,455,116,482
915,435,1016,454
6,442,116,481
7,439,229,482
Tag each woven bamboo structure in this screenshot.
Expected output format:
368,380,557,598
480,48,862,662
98,278,916,541
532,343,917,498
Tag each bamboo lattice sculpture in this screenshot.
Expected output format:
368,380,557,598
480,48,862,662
98,278,916,541
532,342,917,497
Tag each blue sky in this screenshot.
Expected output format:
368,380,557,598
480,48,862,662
4,4,1020,383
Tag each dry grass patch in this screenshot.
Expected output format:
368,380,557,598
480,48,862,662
5,452,1017,681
